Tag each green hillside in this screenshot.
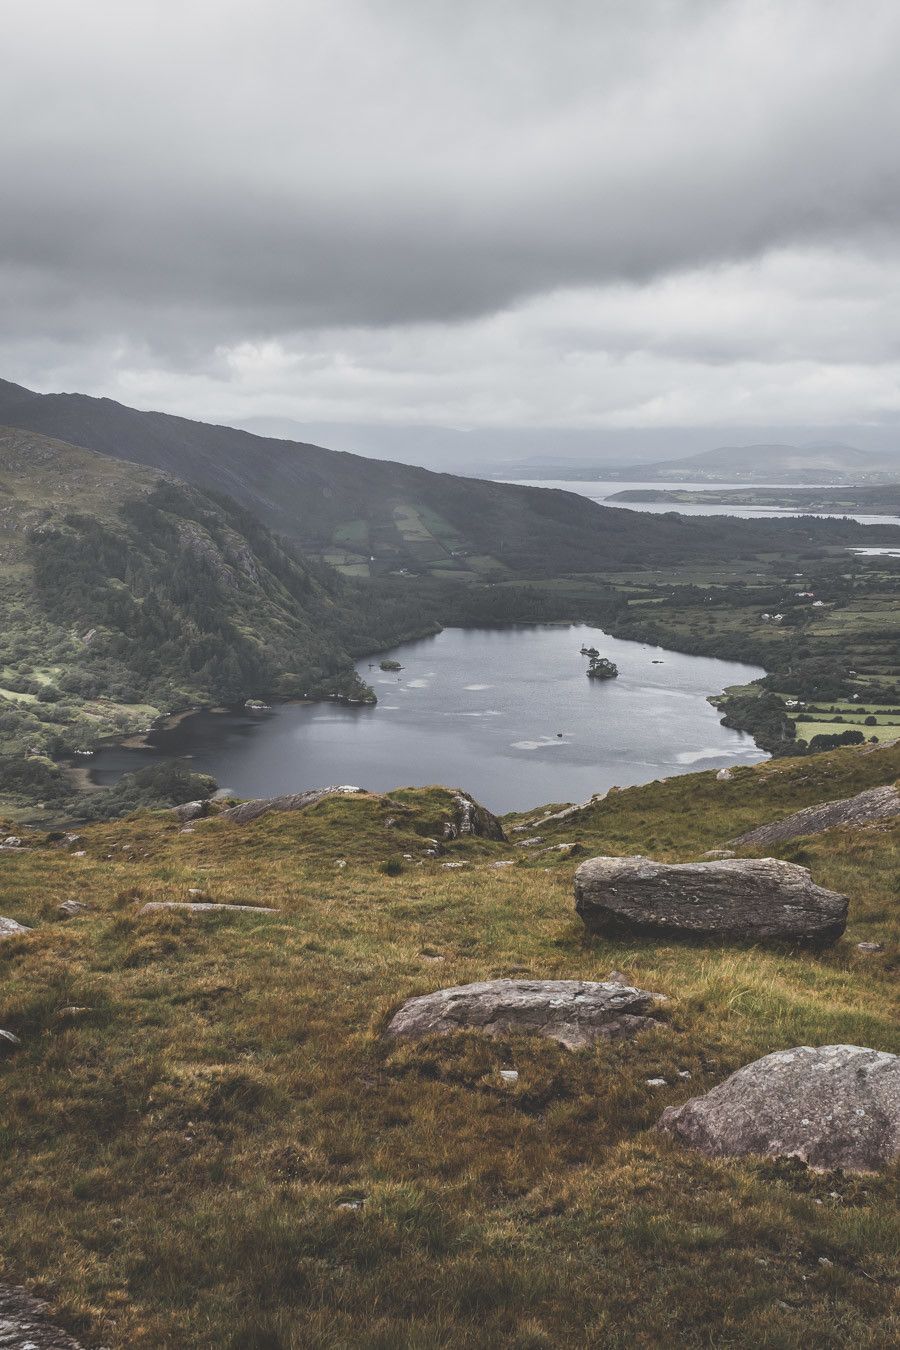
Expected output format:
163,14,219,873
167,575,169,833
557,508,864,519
1,381,896,579
0,428,435,815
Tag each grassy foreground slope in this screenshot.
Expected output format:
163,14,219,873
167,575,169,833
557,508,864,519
0,743,897,1348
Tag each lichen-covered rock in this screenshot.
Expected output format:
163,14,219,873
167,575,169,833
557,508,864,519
440,791,506,842
0,915,31,940
222,785,365,825
574,855,847,942
0,1281,87,1348
169,799,210,823
57,898,93,920
658,1045,900,1173
385,978,667,1050
732,784,900,848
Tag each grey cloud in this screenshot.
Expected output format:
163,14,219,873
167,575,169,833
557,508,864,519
4,0,900,356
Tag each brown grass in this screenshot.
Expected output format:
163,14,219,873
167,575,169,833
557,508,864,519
0,748,898,1347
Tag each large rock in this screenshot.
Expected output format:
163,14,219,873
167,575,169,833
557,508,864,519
385,978,667,1050
222,785,364,825
169,799,210,823
732,784,900,849
659,1045,900,1173
0,915,31,940
0,1282,87,1348
440,791,506,842
574,855,847,942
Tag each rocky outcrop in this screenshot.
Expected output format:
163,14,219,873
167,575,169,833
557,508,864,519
732,784,900,849
0,1282,87,1348
0,1029,21,1053
440,791,506,842
139,902,280,915
659,1044,900,1173
169,799,210,823
385,978,667,1050
574,855,847,942
222,785,365,825
0,915,31,940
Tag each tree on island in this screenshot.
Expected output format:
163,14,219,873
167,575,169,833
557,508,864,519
586,652,618,680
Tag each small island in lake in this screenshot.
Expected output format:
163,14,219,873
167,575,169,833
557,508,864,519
585,651,619,680
379,659,403,671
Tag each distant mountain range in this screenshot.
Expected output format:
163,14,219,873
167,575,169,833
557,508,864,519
507,442,899,485
3,379,893,581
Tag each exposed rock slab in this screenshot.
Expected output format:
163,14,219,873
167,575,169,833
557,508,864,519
139,902,280,915
56,899,93,920
222,785,364,825
0,916,31,940
732,784,900,849
574,855,847,942
0,1282,87,1348
658,1044,900,1173
385,978,667,1050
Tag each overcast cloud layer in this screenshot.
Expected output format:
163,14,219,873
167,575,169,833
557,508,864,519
3,0,900,442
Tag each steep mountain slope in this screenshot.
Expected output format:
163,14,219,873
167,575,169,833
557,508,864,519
0,427,434,805
0,381,894,576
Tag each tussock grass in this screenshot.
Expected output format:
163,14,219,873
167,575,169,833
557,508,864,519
0,747,898,1346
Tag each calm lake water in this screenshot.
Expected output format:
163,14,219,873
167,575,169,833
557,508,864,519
509,480,896,527
88,625,766,813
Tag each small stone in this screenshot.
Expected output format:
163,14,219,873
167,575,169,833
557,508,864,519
701,848,735,859
605,970,630,985
0,1029,21,1051
2,835,23,847
0,915,32,940
187,888,204,897
71,850,87,857
818,1257,833,1268
336,859,347,868
56,1006,94,1022
646,1077,668,1087
489,860,515,868
678,1070,692,1079
441,861,467,869
857,942,884,953
514,836,544,848
499,1069,519,1085
57,898,93,920
716,768,734,782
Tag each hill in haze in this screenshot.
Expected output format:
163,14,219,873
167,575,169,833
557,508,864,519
0,380,895,578
606,442,898,485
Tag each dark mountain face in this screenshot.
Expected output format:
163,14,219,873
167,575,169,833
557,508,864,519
0,380,894,576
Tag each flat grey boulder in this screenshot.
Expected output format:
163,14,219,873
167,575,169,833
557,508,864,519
0,1282,87,1348
139,902,280,915
0,915,31,940
385,978,667,1050
659,1044,900,1173
222,785,364,825
574,855,847,942
57,898,93,920
732,784,900,849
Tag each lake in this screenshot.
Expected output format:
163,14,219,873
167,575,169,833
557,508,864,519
508,479,896,526
87,625,766,813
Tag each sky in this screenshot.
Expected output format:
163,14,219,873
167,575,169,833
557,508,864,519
3,0,900,458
